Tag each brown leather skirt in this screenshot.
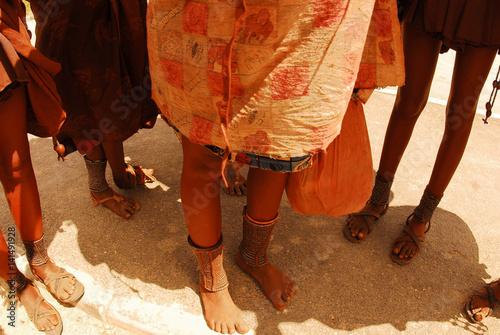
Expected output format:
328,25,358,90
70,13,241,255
404,0,500,52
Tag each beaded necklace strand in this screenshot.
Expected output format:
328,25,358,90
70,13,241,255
484,64,500,124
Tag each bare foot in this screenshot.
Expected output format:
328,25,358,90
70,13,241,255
200,285,250,334
31,259,76,301
392,215,426,261
18,279,60,332
468,281,500,322
90,187,139,219
236,251,294,310
344,202,387,241
222,162,247,196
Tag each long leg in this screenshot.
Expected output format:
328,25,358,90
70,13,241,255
346,21,443,240
393,45,498,261
181,135,249,334
0,87,59,330
427,45,498,195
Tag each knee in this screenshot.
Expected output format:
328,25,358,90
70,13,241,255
445,104,475,136
393,90,428,120
183,149,222,183
0,149,32,186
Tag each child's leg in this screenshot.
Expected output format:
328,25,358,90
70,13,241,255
237,167,295,310
85,143,139,219
346,21,442,241
101,140,128,187
181,135,249,334
0,87,60,330
393,44,498,261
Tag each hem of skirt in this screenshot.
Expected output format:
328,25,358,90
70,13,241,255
162,116,313,173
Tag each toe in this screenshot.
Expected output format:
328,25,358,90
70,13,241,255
240,184,247,195
284,283,295,300
227,324,236,334
214,321,222,333
270,289,286,310
221,324,229,334
236,321,251,334
207,320,216,331
392,242,402,254
235,186,243,196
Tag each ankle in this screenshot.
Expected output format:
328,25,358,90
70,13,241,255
412,187,442,224
369,175,393,207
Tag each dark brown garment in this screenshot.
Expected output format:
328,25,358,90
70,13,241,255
0,0,65,137
404,0,500,52
30,0,158,155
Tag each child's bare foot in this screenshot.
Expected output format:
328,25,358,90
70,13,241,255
467,280,500,322
222,162,247,196
90,187,139,219
200,285,250,334
236,251,295,310
18,279,61,332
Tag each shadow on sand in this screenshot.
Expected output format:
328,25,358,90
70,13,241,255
0,121,497,335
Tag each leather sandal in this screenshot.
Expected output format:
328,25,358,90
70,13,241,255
391,214,429,265
391,188,441,265
465,280,500,323
24,282,63,335
32,267,85,307
23,236,85,306
343,203,388,243
90,187,140,218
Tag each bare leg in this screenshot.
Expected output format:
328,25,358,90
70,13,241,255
101,140,128,187
245,167,288,221
347,21,442,240
85,143,139,219
0,87,59,330
236,167,295,310
181,135,249,334
393,44,498,260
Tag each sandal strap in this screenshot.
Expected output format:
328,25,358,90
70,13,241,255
131,164,156,184
485,284,500,311
394,226,424,252
348,211,380,233
29,296,58,329
125,164,156,188
45,269,74,302
347,204,388,233
43,268,73,289
90,188,124,207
